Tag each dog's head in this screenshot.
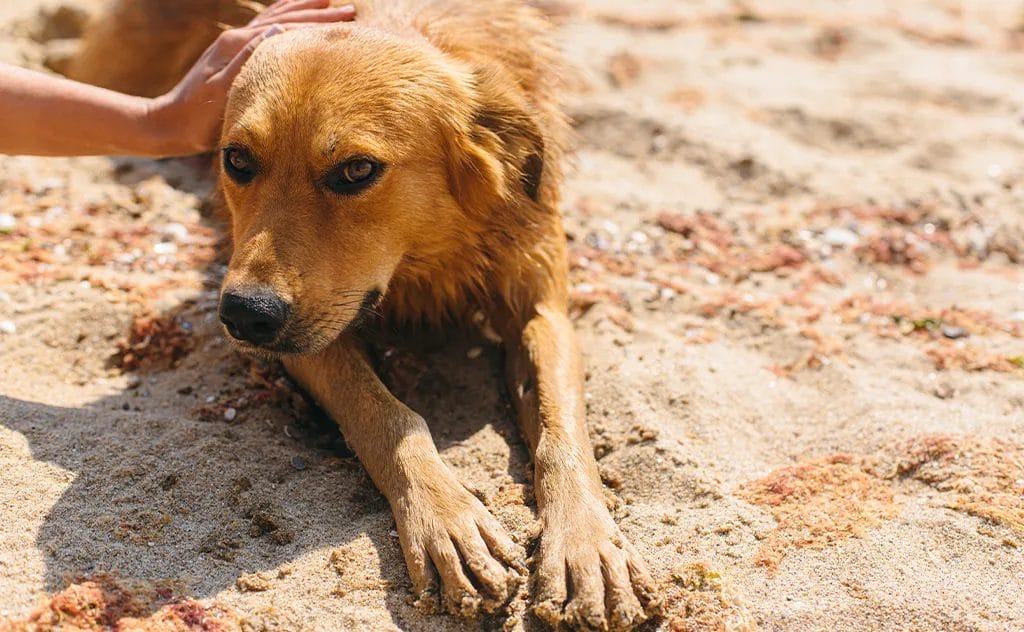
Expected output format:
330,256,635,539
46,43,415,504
216,26,544,355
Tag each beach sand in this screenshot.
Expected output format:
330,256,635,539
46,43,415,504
1,1,1023,630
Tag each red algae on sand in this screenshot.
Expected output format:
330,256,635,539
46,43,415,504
190,359,307,423
882,435,1024,535
657,211,808,279
113,309,196,371
737,454,900,570
854,229,932,274
740,436,1024,571
924,341,1024,374
834,294,1024,340
662,562,758,632
0,573,240,632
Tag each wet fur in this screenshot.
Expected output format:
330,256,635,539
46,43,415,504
69,0,275,97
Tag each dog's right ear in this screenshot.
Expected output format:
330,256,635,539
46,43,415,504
444,69,546,216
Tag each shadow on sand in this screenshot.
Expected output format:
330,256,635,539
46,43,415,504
0,157,536,631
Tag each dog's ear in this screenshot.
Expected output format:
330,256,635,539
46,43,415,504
445,70,546,214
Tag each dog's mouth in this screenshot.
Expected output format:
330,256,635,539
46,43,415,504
223,288,384,357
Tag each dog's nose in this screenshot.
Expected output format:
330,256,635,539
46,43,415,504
219,288,290,345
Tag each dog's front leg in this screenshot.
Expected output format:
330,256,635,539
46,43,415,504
499,303,660,630
283,335,524,615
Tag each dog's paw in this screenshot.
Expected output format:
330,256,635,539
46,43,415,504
393,477,526,617
533,502,660,631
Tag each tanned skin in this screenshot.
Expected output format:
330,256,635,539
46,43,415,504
73,1,660,629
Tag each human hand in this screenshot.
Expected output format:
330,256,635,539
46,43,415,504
147,0,356,156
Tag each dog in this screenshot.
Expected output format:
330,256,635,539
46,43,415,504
72,1,660,628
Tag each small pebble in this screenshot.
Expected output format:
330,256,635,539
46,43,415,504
651,133,668,152
160,222,189,242
942,326,968,340
32,178,62,193
0,320,16,335
0,214,15,234
822,227,859,248
933,383,955,400
290,456,307,471
223,407,238,421
153,242,177,255
466,346,483,360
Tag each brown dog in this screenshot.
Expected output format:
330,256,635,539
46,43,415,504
73,1,659,628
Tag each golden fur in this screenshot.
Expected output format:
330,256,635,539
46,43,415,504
69,0,274,97
72,2,659,629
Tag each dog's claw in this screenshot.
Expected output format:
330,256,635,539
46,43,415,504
394,476,520,619
449,589,482,617
532,502,660,631
412,587,442,614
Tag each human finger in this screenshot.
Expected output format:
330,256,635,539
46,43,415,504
254,0,328,23
251,3,355,28
213,24,285,86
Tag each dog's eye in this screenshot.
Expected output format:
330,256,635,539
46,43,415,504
346,159,375,181
325,158,382,195
223,147,257,184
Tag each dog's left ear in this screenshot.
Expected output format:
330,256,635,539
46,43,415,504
445,70,546,214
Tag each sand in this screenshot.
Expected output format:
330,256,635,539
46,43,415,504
2,1,1024,630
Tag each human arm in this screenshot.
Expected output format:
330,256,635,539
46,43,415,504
0,0,355,158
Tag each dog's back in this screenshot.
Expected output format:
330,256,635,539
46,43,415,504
69,0,274,97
